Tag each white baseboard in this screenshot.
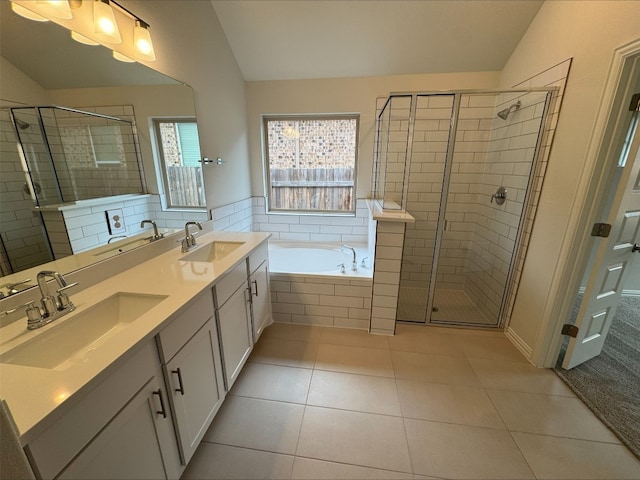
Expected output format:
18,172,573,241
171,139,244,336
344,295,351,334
577,287,638,297
505,326,533,362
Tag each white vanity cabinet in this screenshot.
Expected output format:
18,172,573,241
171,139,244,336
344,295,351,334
25,341,182,480
247,241,272,341
214,261,253,390
156,290,225,466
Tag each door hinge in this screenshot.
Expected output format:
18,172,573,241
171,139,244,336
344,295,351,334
629,92,640,112
591,222,612,237
562,324,579,338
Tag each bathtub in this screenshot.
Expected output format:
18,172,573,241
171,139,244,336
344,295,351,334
267,241,373,330
268,241,371,276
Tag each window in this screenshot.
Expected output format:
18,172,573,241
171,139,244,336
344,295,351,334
153,119,205,208
263,115,358,214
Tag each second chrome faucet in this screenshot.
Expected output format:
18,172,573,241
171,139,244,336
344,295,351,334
181,221,203,253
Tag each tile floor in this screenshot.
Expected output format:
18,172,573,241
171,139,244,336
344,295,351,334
183,323,640,480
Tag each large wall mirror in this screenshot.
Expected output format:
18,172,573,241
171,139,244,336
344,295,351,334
0,1,204,296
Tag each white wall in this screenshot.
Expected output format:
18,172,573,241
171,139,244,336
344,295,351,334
246,72,500,199
0,57,48,107
498,1,640,361
120,0,251,209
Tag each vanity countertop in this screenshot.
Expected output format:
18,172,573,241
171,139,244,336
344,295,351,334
0,230,270,444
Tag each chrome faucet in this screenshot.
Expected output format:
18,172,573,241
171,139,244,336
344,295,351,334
140,219,163,241
26,271,79,329
342,245,357,271
182,221,203,253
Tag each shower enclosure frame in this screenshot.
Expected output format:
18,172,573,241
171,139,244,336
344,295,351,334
374,87,558,328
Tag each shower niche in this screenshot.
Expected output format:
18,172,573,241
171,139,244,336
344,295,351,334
372,89,555,328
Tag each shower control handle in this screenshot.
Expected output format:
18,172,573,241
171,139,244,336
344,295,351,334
491,187,507,205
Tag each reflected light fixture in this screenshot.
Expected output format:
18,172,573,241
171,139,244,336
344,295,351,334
71,31,99,45
11,2,49,21
94,0,122,44
112,51,134,63
35,0,72,19
133,19,155,61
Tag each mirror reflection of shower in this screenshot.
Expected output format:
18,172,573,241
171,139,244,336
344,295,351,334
10,106,145,207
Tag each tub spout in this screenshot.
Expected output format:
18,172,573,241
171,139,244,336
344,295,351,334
342,245,357,271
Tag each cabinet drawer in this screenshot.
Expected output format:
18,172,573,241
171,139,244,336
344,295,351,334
25,341,159,480
157,290,215,363
248,241,269,274
214,261,247,308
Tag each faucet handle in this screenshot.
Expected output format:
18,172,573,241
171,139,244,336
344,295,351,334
56,282,78,309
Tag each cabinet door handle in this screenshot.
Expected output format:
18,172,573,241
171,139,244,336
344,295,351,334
252,279,259,297
153,389,167,418
172,368,185,395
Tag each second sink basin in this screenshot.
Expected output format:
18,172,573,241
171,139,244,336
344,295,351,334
181,241,244,263
0,292,167,370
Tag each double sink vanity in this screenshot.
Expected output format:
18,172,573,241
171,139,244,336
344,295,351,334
0,227,272,479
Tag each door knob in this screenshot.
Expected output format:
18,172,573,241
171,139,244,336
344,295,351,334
632,243,640,253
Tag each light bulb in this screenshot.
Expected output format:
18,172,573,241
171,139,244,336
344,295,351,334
35,0,72,19
94,0,121,44
71,31,99,46
112,51,135,63
133,20,155,61
11,2,49,21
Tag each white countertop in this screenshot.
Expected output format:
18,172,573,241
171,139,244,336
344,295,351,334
0,230,270,444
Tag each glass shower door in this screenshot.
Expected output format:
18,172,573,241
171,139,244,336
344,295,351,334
428,91,551,326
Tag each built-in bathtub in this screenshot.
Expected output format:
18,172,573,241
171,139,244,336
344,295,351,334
268,241,373,330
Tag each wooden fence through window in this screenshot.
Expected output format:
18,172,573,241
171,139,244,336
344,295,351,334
270,167,354,211
167,166,205,207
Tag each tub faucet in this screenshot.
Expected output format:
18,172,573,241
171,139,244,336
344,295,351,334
342,245,357,271
182,221,203,253
140,219,163,241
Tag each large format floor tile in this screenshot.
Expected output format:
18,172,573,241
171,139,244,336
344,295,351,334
291,457,415,480
231,362,312,404
396,379,504,429
315,343,394,377
186,322,630,480
296,406,412,473
203,396,304,455
182,443,294,480
468,357,576,396
404,419,535,479
392,350,482,387
512,432,640,479
249,337,318,368
307,370,401,416
487,389,620,442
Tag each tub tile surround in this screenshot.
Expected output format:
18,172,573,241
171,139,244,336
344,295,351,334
183,322,640,480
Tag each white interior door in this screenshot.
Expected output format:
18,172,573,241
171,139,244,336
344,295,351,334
563,104,640,369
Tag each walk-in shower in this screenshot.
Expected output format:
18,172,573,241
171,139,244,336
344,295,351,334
0,106,144,275
373,89,555,328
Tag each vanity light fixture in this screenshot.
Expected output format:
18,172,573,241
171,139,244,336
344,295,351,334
35,0,72,19
94,0,121,44
133,19,155,61
71,30,99,45
112,50,134,63
11,2,49,21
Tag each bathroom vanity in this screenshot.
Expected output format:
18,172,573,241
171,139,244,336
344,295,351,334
0,230,271,479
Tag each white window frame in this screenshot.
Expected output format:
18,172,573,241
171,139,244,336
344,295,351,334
263,114,359,215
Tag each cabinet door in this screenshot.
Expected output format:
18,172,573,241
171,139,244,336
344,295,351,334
250,261,272,341
165,318,224,464
58,376,174,480
216,284,252,390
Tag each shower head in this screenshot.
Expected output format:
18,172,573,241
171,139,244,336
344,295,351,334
497,100,522,120
14,118,30,130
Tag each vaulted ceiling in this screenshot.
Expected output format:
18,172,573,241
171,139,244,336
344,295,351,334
211,0,544,81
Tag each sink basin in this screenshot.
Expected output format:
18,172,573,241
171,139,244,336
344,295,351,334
0,292,167,370
181,241,244,263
